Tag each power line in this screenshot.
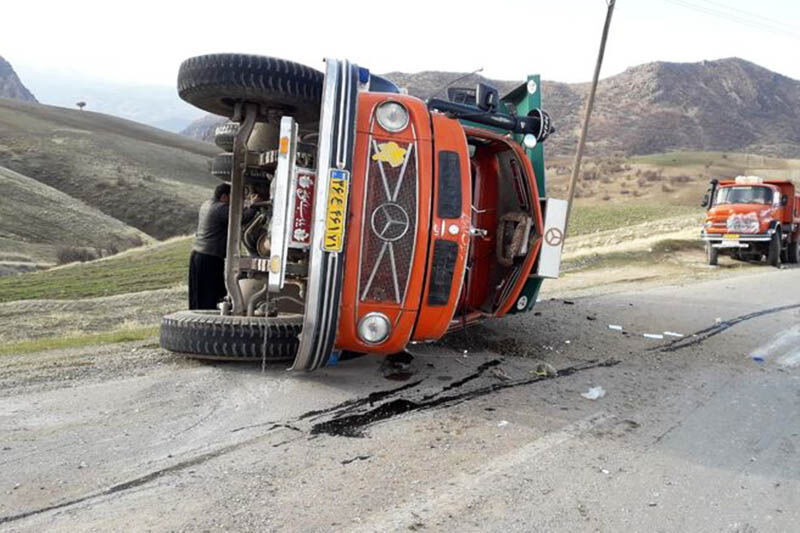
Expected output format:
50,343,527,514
693,0,800,33
663,0,800,39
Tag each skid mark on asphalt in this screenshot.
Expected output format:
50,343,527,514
0,426,284,525
0,358,619,525
655,303,800,352
351,411,612,532
309,359,619,438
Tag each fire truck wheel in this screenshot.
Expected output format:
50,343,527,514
210,153,271,183
177,54,323,124
214,121,238,151
159,310,301,362
767,229,782,267
706,243,718,266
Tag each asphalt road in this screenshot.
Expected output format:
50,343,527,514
1,267,799,532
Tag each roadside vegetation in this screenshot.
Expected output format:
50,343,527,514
0,326,158,356
568,203,701,236
0,237,191,303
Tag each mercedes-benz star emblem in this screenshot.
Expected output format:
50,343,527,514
371,202,410,242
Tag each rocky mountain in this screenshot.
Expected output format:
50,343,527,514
180,58,800,158
0,56,36,102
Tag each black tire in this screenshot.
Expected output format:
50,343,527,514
767,229,782,267
177,54,323,124
706,243,718,266
788,238,800,264
160,310,301,361
214,121,238,151
211,152,271,182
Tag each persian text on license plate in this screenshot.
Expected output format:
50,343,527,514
724,234,740,239
323,169,350,252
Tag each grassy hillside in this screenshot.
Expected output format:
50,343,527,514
0,237,192,303
0,97,219,240
0,166,151,269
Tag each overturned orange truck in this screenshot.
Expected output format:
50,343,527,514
160,54,568,371
701,176,800,266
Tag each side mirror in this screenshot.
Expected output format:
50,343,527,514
475,83,499,112
781,194,788,206
701,193,709,208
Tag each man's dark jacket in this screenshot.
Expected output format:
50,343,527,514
193,200,229,258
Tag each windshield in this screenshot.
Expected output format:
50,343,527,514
715,186,773,205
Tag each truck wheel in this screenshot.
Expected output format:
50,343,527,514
177,54,323,124
767,229,782,267
160,310,301,361
706,243,718,266
788,238,800,264
211,153,271,182
214,121,238,151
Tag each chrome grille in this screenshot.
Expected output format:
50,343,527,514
359,136,418,303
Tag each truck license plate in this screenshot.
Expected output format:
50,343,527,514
724,234,740,239
323,169,350,252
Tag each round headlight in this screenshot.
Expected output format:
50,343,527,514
357,312,391,344
375,101,409,132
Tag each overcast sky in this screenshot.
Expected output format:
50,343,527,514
2,0,799,87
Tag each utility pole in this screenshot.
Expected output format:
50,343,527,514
564,0,616,236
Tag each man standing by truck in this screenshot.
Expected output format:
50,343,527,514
189,183,231,309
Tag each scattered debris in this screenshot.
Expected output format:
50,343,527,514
380,351,416,381
663,331,684,338
587,316,597,321
490,367,512,382
581,386,606,400
563,300,575,305
533,362,557,377
497,420,509,427
601,469,610,475
752,355,765,363
643,333,664,340
565,340,571,344
77,461,88,469
715,317,722,325
608,325,623,331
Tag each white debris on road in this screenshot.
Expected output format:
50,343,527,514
581,386,606,400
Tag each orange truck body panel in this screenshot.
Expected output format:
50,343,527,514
334,92,546,354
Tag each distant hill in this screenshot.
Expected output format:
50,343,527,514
0,56,36,102
180,57,800,158
543,58,800,158
16,67,206,133
0,97,218,240
0,165,151,274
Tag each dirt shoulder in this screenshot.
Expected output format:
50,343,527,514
541,213,783,299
